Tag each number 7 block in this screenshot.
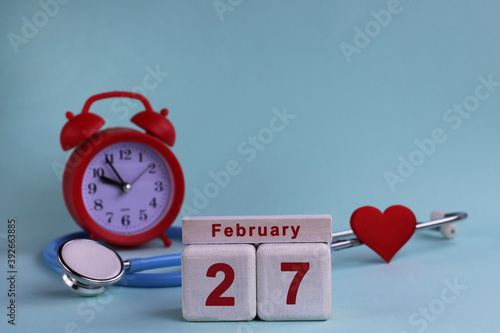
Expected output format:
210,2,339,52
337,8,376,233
257,243,331,321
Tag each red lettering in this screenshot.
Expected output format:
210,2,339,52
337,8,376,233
270,226,279,236
236,223,246,237
212,224,221,237
210,223,303,239
282,225,289,236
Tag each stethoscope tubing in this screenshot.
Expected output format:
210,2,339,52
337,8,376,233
44,227,183,287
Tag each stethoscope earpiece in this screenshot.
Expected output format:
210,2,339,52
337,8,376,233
57,239,125,296
439,224,457,239
430,210,458,239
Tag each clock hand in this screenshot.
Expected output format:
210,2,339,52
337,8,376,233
100,176,123,188
100,176,131,193
129,164,151,187
105,156,127,186
117,164,150,196
105,156,131,193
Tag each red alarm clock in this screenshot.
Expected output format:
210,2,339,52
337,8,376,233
60,91,184,247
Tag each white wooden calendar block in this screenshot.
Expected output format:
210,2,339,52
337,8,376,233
182,215,332,244
182,244,256,321
256,243,331,321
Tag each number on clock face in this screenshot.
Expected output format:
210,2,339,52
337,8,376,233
81,142,173,235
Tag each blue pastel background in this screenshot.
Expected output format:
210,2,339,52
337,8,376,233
1,0,499,332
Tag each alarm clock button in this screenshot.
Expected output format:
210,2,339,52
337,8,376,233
131,110,176,146
60,113,105,151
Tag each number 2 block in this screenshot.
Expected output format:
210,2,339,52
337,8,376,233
182,244,256,321
257,243,331,321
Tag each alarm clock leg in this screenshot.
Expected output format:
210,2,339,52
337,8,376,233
160,234,172,247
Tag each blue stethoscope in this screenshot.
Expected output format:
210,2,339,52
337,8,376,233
44,227,183,295
44,211,467,296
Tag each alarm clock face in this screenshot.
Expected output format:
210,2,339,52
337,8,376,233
80,141,173,235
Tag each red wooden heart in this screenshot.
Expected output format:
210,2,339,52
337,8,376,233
350,205,416,263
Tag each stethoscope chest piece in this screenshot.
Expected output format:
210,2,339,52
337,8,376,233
57,239,124,296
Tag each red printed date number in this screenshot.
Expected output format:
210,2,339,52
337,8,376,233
205,263,235,306
204,261,310,307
